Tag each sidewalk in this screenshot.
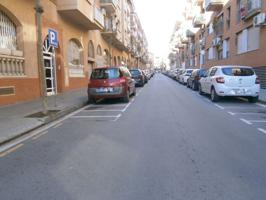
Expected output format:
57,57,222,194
0,88,88,145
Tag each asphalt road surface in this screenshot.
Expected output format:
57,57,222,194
1,74,266,200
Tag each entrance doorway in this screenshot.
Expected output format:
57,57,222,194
43,37,57,96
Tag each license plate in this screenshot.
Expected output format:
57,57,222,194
233,89,245,95
96,88,107,93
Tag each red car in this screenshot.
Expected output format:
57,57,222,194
88,66,136,103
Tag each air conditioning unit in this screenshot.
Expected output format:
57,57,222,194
253,13,266,27
212,37,221,46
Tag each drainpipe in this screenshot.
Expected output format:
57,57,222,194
35,0,48,114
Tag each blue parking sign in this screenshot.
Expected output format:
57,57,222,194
48,29,58,48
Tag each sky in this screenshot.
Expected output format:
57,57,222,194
134,0,186,59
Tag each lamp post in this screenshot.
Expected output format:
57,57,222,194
35,0,48,114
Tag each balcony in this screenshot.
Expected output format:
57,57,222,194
100,0,118,14
193,14,205,28
57,0,103,30
101,19,128,51
213,20,224,36
94,7,104,28
181,37,189,44
186,29,195,38
241,0,261,20
205,0,224,12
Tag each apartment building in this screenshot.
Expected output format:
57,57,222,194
171,0,266,88
0,0,149,106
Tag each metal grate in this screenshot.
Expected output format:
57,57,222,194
254,66,266,89
0,10,17,50
0,87,15,96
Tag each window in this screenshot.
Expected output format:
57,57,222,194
97,45,102,56
226,7,231,29
237,0,241,23
237,27,259,54
208,47,215,60
88,40,94,58
223,39,230,59
91,68,120,79
222,67,255,76
0,11,17,50
210,68,217,76
68,39,83,67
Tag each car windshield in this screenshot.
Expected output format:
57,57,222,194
222,67,255,76
130,70,141,76
91,68,120,79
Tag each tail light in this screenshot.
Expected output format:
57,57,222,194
119,78,126,84
256,77,260,84
216,77,225,84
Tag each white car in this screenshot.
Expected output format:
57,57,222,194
199,66,260,103
179,69,194,84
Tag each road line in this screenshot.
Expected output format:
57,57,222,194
82,109,123,112
256,103,266,108
113,114,122,122
71,115,119,119
258,128,266,134
32,131,48,140
122,102,132,112
240,118,252,125
249,120,266,123
53,123,63,129
228,111,235,116
0,143,24,158
214,104,225,110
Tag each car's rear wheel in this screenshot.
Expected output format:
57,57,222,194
211,88,220,102
89,97,96,104
192,82,196,91
132,88,136,96
248,96,258,103
198,84,203,95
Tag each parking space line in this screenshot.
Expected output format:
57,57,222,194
256,103,266,108
82,109,123,112
70,115,120,119
214,104,225,110
240,118,252,125
249,120,266,123
228,111,235,116
228,112,260,115
32,131,48,140
258,128,266,134
122,102,132,112
0,143,24,158
113,114,122,122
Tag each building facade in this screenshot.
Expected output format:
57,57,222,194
0,0,149,106
171,0,266,88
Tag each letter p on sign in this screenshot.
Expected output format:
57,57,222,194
48,29,58,48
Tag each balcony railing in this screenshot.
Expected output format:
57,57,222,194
57,0,102,30
94,7,104,28
0,54,25,77
213,20,224,36
100,0,118,13
205,0,224,12
192,14,205,28
241,0,261,20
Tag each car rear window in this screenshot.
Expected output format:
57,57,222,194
91,68,120,79
222,67,255,76
130,70,141,76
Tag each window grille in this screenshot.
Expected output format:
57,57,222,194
0,11,17,50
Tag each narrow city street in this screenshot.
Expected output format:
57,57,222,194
0,74,266,199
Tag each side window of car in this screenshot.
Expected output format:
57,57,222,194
210,68,217,77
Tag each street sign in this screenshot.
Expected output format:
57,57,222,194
48,29,58,48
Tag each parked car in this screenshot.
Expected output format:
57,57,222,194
198,66,260,103
179,69,193,85
142,70,149,83
176,69,185,82
187,68,207,90
130,69,145,87
88,66,136,103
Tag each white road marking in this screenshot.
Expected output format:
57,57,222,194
0,143,24,158
82,109,123,112
32,131,48,140
214,104,225,110
258,128,266,134
122,102,132,112
0,105,92,154
113,114,122,122
53,123,63,129
70,115,120,119
256,103,266,108
228,111,235,116
240,118,252,125
249,120,266,123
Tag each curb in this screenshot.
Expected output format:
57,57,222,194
0,100,88,147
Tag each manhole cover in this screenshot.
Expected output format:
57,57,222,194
25,110,60,118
